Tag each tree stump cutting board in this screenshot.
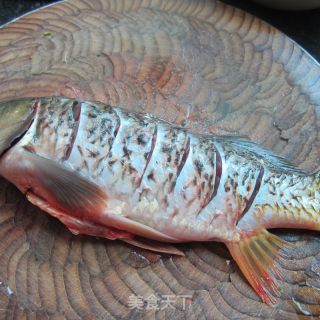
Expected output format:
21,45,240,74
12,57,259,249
0,0,319,319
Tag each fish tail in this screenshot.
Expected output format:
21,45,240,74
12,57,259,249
226,229,293,306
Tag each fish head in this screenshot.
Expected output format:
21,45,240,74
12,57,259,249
0,97,36,155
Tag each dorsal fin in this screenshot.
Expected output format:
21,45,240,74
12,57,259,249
214,135,306,174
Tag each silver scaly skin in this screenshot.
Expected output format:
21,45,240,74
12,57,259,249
2,97,318,240
0,97,318,305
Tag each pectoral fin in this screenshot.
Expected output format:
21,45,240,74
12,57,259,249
226,229,293,306
23,150,108,219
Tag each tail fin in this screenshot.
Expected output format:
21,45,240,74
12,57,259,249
226,229,293,306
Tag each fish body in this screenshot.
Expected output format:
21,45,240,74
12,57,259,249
0,97,319,305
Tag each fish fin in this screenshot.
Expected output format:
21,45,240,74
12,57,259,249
27,191,133,240
122,238,185,256
23,150,107,218
215,136,306,174
102,213,182,243
226,229,293,306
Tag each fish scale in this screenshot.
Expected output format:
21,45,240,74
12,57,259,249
99,109,156,196
173,135,217,220
32,98,77,159
240,171,320,230
67,102,121,179
0,97,319,306
131,121,189,221
194,141,263,240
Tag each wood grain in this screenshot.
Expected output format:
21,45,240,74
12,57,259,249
0,0,319,319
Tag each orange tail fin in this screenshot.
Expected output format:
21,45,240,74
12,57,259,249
226,229,293,306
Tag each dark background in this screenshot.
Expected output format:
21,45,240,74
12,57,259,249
0,0,320,62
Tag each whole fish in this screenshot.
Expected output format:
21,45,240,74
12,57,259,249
0,97,319,305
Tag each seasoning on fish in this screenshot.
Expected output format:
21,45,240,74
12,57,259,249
0,97,318,306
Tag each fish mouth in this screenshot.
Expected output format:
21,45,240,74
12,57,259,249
0,97,36,155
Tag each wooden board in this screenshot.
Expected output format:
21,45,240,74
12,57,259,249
0,0,319,318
